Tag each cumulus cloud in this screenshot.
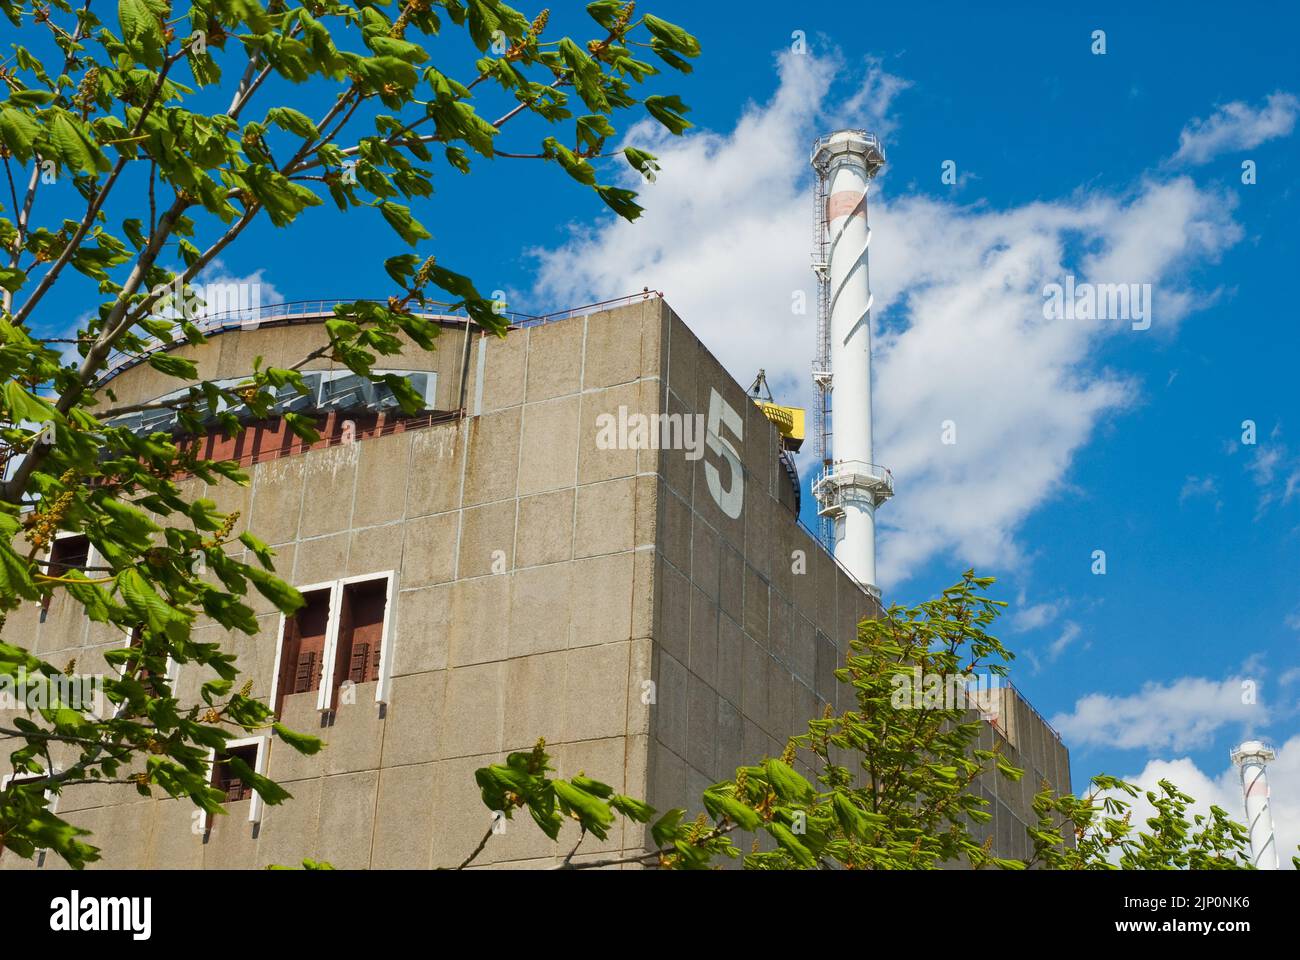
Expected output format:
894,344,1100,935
186,258,283,320
1051,675,1261,752
1171,91,1300,165
532,50,1250,588
1115,737,1300,869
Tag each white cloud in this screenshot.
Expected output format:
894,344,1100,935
1115,736,1300,869
828,54,912,141
1172,91,1300,165
1237,424,1300,518
189,258,283,320
1047,621,1083,662
1179,474,1221,510
532,50,1250,588
1011,600,1060,633
1052,675,1261,752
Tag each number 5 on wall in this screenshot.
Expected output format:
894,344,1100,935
704,387,744,519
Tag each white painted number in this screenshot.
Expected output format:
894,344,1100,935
704,388,744,519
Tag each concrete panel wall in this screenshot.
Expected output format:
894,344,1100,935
643,306,885,860
3,301,667,870
1,296,1068,871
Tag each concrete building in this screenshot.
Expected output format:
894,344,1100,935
0,294,1069,869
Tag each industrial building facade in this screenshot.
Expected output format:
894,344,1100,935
0,295,1069,869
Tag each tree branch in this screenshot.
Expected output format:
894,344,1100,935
10,50,182,329
458,821,496,869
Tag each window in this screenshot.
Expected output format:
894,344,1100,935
332,578,387,692
211,742,259,803
272,587,332,718
270,572,394,718
202,737,267,830
40,533,93,620
47,534,90,575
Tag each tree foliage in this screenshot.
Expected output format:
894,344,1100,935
0,0,699,867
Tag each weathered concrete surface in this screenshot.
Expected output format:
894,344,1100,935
1,297,1068,871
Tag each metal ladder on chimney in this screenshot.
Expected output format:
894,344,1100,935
811,159,833,549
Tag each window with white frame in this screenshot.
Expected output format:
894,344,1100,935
270,571,394,718
46,533,90,575
203,736,268,831
40,532,94,620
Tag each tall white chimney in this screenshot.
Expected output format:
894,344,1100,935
811,130,893,596
1231,740,1279,870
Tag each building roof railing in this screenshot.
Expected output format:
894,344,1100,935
98,290,666,386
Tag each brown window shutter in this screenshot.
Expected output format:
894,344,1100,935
294,651,317,693
225,777,244,803
349,642,370,684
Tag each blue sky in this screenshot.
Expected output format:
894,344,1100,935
19,1,1300,851
525,0,1300,838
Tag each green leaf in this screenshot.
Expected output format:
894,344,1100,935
609,794,655,823
380,374,426,414
47,109,112,175
2,380,59,422
832,793,872,840
238,530,276,570
570,774,613,798
554,779,615,840
378,202,432,246
147,353,198,380
226,755,291,805
118,0,166,68
623,147,660,181
265,107,320,141
5,89,56,108
117,568,179,636
596,185,643,221
764,759,814,802
643,95,693,135
701,787,760,831
586,1,623,30
650,808,685,848
281,411,321,443
0,107,40,162
244,566,305,615
767,821,816,868
0,542,37,600
384,254,421,286
643,15,701,58
272,723,324,755
559,38,608,113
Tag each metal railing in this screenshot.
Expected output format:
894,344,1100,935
98,290,666,386
811,459,895,511
1004,678,1063,742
